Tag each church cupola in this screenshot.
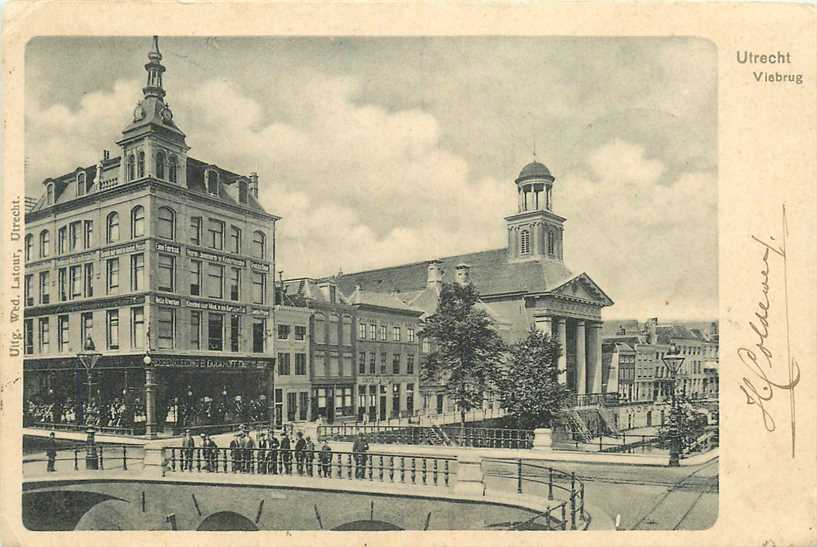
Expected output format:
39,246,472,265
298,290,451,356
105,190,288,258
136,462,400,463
505,156,566,263
515,160,555,212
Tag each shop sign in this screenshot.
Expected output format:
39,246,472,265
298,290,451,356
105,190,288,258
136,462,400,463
55,250,97,266
151,356,269,369
187,248,246,267
155,295,182,306
156,241,181,254
251,261,270,272
24,295,145,317
100,241,146,258
188,299,245,313
251,307,270,316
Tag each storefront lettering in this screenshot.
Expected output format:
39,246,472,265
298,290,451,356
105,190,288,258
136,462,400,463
155,241,181,254
188,299,245,313
99,241,146,258
187,248,246,267
251,261,270,272
155,295,181,306
152,356,269,369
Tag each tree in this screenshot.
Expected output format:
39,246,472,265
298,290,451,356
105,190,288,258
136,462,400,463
656,392,709,451
498,328,573,430
419,283,507,437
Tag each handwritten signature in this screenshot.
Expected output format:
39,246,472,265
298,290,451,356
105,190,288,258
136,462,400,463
737,205,799,456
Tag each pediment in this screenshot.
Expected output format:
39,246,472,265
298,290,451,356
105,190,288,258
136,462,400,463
549,273,614,307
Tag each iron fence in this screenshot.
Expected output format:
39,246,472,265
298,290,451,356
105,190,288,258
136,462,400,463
165,446,454,488
28,421,146,436
483,458,587,530
318,424,534,449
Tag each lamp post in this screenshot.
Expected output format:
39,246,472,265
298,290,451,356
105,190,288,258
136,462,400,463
78,337,101,469
143,353,156,439
661,344,686,467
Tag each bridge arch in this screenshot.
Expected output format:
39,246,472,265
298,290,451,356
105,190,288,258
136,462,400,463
197,511,258,531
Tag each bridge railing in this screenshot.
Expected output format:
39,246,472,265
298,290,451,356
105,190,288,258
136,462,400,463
318,424,534,449
27,421,146,436
483,458,587,530
27,444,139,471
165,446,455,488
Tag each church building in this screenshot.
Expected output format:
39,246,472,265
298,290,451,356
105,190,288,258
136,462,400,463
332,159,615,398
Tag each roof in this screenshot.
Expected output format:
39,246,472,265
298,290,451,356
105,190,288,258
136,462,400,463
28,156,271,217
656,325,700,344
332,248,577,299
345,287,424,315
516,161,553,183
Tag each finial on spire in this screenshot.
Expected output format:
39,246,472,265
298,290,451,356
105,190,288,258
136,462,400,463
143,35,166,99
150,35,162,60
532,137,537,160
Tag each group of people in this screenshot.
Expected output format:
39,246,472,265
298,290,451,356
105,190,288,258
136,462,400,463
25,397,148,430
164,396,268,429
178,428,371,479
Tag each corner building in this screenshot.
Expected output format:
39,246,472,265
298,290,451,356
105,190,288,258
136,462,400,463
23,37,279,435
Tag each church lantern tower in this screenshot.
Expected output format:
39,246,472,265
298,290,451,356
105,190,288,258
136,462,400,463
505,159,566,262
116,36,189,187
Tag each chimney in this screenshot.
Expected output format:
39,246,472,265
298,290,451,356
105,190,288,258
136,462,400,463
427,260,444,291
103,149,111,161
616,324,626,336
248,172,259,198
455,263,471,286
318,280,337,304
646,317,658,344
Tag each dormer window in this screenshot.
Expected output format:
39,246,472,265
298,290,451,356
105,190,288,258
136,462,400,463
168,155,178,183
77,172,87,196
206,170,219,195
137,151,145,178
520,229,530,255
46,183,54,205
127,155,136,181
156,150,166,179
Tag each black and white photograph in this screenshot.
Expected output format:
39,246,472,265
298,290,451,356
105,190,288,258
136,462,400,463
16,33,723,533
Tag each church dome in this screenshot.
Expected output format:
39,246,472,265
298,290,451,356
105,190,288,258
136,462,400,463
516,160,553,183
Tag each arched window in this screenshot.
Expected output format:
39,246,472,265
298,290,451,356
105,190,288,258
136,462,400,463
131,205,145,238
168,155,178,183
547,230,555,256
127,155,135,181
106,212,120,243
252,230,266,259
39,230,50,258
157,207,175,240
25,234,33,261
137,151,145,178
77,172,87,196
206,170,219,195
520,229,530,255
156,150,166,180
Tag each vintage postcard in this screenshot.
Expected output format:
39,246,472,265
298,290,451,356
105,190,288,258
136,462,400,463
1,2,815,546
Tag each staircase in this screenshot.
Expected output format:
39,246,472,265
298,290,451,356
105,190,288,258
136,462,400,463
429,424,455,446
597,406,620,436
561,409,593,442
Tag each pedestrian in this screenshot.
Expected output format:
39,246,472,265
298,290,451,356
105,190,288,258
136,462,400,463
319,438,333,478
294,431,306,474
352,433,369,479
229,432,242,472
46,432,57,472
182,429,195,471
257,432,268,474
304,436,315,476
244,428,256,473
199,433,207,469
280,430,292,474
206,434,219,472
268,429,280,474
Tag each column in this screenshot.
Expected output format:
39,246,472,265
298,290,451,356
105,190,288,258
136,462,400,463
557,318,567,383
534,316,552,337
575,320,586,395
587,322,603,394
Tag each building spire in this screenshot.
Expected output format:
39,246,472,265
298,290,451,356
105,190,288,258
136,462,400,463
143,35,166,99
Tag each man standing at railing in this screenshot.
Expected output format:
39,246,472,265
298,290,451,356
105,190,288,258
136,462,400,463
182,429,195,471
204,434,217,472
229,432,242,472
304,436,315,476
319,438,332,478
352,433,369,479
268,430,279,474
280,430,292,474
46,431,57,472
294,431,306,474
257,432,268,474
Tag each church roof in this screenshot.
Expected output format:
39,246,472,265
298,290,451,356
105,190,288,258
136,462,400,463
332,248,579,299
345,286,424,315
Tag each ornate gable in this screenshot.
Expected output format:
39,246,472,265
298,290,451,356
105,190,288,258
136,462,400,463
548,273,614,307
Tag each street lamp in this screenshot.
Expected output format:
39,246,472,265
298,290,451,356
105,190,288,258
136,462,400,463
143,353,156,439
661,343,686,467
78,337,101,469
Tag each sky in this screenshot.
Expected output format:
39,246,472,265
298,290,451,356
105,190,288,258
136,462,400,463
25,36,718,320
